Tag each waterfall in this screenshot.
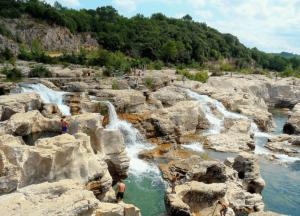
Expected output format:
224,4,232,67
186,89,299,163
19,83,71,116
186,89,246,135
104,101,160,177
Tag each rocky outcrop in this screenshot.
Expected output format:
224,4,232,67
0,93,42,121
0,179,141,216
205,118,254,153
0,133,111,194
68,113,130,183
95,89,146,113
96,129,130,183
0,18,99,53
2,110,60,136
165,181,228,216
144,100,207,143
284,103,300,135
152,86,187,107
264,134,300,156
163,153,265,216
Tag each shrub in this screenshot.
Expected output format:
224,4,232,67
193,71,209,83
1,67,23,81
149,60,164,70
220,63,235,71
0,47,14,62
29,65,52,78
176,69,209,83
144,76,154,89
111,80,120,90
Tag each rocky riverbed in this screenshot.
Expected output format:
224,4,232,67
0,62,299,216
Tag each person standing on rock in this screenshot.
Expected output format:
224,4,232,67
116,179,126,202
61,117,68,134
218,199,229,216
170,173,179,194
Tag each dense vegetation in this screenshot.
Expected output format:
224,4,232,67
0,0,300,77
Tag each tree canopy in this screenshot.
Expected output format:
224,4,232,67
0,0,300,73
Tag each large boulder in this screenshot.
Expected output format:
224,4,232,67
0,180,100,216
232,153,265,194
96,129,130,183
0,133,111,194
3,110,60,136
152,86,187,107
162,153,266,216
206,133,254,152
0,178,141,216
95,89,146,113
148,100,207,143
284,103,300,135
165,181,228,216
0,93,42,121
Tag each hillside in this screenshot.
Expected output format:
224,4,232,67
0,0,300,75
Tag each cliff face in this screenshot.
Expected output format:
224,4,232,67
0,17,99,54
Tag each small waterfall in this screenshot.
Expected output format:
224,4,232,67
186,89,246,134
19,83,71,116
186,89,299,163
104,101,160,177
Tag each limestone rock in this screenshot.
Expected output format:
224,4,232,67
152,86,187,107
0,93,42,121
4,110,60,136
165,181,227,216
0,180,100,216
233,153,265,194
95,89,146,113
96,129,130,183
206,132,254,152
148,100,207,142
284,103,300,134
0,133,111,194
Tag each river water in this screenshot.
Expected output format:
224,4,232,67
260,110,300,215
21,84,299,216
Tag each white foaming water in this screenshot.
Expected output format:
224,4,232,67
20,83,71,116
186,89,246,134
186,89,299,163
104,101,160,177
182,142,204,152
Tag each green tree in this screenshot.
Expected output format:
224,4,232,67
160,41,178,63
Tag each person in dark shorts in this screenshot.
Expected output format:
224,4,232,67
61,117,68,134
116,179,126,202
218,200,229,216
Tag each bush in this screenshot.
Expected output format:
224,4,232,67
144,76,154,89
176,69,208,83
0,47,14,61
29,65,52,78
220,63,235,71
193,71,209,83
111,80,120,90
148,60,164,70
1,67,23,81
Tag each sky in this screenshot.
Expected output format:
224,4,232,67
45,0,300,54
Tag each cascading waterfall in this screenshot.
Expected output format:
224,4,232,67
186,89,299,163
19,83,71,116
104,101,166,216
186,89,246,134
104,101,161,177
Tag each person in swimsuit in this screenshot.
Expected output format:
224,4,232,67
116,179,126,202
61,117,68,134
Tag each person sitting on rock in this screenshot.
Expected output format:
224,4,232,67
61,117,68,134
116,179,126,202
